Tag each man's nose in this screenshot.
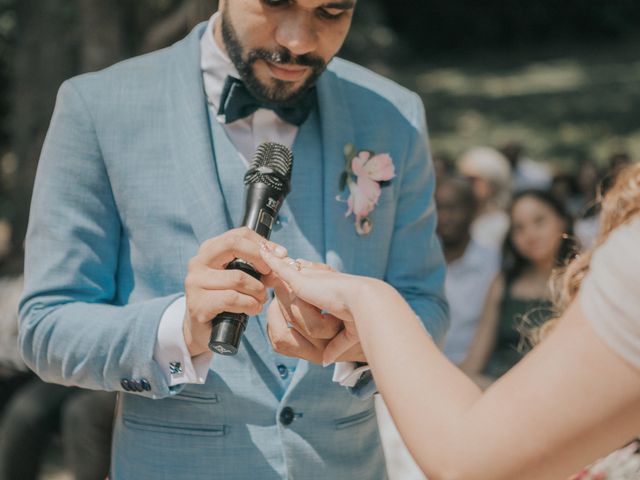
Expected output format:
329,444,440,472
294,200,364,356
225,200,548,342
275,12,318,56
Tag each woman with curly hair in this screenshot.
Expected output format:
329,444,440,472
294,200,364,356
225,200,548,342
260,163,640,480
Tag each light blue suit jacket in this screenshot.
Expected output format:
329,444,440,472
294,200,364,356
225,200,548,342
19,23,448,479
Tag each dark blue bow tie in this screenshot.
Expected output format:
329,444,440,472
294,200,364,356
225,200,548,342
217,76,316,126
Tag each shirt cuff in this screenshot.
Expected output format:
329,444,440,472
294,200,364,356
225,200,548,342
153,296,213,386
332,361,371,388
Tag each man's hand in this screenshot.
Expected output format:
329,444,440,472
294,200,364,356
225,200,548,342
265,260,367,364
265,299,328,365
183,227,285,357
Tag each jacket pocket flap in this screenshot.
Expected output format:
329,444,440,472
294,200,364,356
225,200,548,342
123,417,227,437
334,407,376,430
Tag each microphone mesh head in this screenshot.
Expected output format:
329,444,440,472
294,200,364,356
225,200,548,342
244,142,293,193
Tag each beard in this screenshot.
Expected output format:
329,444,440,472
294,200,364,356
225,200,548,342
220,9,326,105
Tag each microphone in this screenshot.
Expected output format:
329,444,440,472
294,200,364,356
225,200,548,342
208,142,294,356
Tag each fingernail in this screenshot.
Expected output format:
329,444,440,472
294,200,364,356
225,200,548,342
322,359,332,368
297,258,313,267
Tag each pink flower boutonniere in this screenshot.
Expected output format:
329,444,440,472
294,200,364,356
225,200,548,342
337,143,395,236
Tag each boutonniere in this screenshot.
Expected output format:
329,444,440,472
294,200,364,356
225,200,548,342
337,143,395,236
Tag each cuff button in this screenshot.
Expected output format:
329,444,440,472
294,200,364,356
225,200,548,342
169,362,183,375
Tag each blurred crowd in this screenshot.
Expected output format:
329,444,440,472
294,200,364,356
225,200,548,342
379,145,636,480
0,142,634,479
434,142,633,384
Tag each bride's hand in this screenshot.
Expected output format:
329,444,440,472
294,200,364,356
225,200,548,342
260,243,358,323
260,243,367,364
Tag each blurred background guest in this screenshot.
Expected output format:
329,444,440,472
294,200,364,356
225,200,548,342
0,220,113,479
607,151,632,183
550,172,581,216
431,151,455,183
0,379,78,480
574,158,601,211
459,190,577,385
457,146,512,252
0,256,28,403
0,234,79,480
61,391,115,480
436,176,500,364
500,141,552,192
573,159,602,249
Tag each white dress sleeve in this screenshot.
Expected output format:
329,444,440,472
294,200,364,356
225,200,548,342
579,217,640,370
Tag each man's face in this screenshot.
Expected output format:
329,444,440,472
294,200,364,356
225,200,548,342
217,0,356,104
436,184,475,248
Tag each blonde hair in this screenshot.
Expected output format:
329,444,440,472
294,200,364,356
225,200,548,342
531,163,640,343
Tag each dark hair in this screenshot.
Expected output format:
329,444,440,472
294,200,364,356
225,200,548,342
436,174,477,212
502,189,578,284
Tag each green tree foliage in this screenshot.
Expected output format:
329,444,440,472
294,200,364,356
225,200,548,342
380,0,640,54
0,0,16,150
1,0,216,249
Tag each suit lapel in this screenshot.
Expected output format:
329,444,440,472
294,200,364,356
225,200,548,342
165,25,279,368
282,69,359,397
167,23,231,245
316,69,357,274
210,119,246,228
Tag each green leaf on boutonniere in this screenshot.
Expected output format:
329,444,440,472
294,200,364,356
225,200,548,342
339,171,349,192
343,143,356,172
343,143,356,159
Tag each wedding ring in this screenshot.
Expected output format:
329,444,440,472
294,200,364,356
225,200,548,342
286,258,302,271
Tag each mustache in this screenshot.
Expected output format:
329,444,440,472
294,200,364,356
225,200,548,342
247,48,325,69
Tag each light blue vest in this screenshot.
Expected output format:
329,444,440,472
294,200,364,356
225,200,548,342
208,104,326,388
114,105,386,478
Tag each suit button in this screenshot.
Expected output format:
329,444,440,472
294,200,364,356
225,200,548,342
140,379,151,391
120,379,131,391
276,364,288,380
280,407,295,426
132,380,143,392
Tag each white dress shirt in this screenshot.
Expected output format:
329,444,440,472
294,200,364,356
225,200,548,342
442,239,500,364
153,13,364,388
471,209,509,253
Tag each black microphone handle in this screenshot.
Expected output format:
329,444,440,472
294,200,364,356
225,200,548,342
208,183,284,356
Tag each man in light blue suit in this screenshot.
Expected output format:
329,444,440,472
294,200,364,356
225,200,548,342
19,1,448,478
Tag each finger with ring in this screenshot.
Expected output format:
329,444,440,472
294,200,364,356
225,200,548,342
287,258,302,271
